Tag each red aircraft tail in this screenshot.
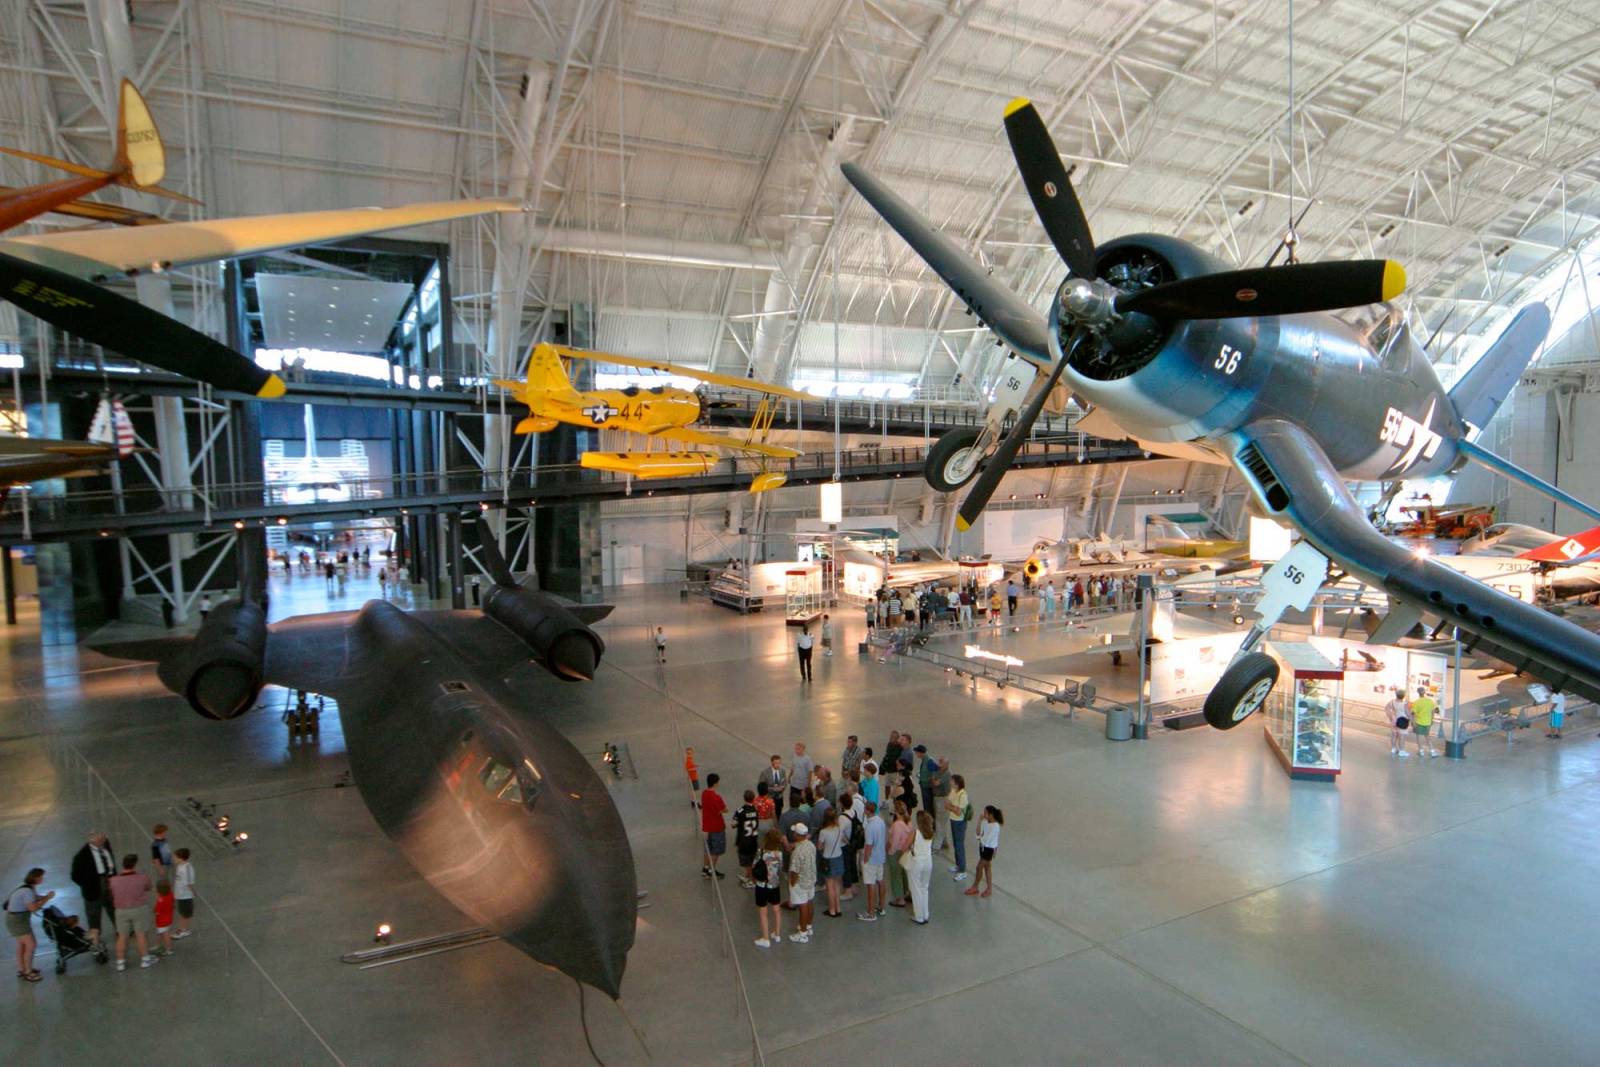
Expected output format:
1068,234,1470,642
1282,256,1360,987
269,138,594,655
1520,525,1600,563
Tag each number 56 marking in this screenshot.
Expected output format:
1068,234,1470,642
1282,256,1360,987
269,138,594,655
1214,344,1244,375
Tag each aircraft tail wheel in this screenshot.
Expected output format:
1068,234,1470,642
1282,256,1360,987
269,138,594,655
1203,652,1280,730
924,427,984,492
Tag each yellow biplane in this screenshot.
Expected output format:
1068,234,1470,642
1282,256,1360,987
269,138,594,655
494,343,812,493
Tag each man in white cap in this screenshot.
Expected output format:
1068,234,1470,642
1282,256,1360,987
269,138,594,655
787,823,817,943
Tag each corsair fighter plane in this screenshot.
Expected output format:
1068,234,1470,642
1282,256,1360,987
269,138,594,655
843,97,1600,729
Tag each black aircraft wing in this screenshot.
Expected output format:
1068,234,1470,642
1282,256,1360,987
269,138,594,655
841,162,1053,365
1229,418,1600,703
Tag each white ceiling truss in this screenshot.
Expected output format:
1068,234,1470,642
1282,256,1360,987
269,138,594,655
2,0,1599,394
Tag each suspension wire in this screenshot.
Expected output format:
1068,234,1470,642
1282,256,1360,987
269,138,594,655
1285,0,1297,263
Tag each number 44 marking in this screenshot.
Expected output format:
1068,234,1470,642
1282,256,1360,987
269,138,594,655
1214,344,1243,375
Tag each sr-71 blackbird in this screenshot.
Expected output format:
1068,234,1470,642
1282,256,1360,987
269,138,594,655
843,97,1600,728
96,524,636,997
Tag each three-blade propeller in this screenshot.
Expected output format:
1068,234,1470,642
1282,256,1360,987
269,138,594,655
953,99,1404,531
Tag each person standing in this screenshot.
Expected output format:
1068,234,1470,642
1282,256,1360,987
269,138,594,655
965,806,1004,898
172,848,195,938
764,754,789,818
7,867,52,982
796,625,815,682
733,790,761,889
70,831,116,945
752,829,785,948
683,747,701,798
959,587,974,627
947,774,971,881
865,597,878,633
1410,687,1438,758
930,758,952,852
699,773,728,880
378,567,388,599
821,614,835,657
1042,581,1057,619
907,811,934,925
841,736,863,779
1384,688,1411,758
988,587,1003,627
858,801,887,921
654,626,668,664
1547,689,1568,740
149,824,174,881
881,731,903,779
860,760,881,808
1006,578,1019,617
787,824,817,943
787,743,813,809
886,801,913,908
108,854,156,971
818,810,844,918
886,589,903,628
152,880,176,957
914,745,936,814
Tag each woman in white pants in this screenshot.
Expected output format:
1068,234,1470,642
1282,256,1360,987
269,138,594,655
907,811,934,925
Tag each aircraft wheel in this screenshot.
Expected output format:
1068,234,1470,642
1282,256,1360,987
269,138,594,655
1203,653,1280,730
924,428,984,492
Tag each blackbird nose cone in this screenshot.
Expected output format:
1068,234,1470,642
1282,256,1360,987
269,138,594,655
550,631,598,681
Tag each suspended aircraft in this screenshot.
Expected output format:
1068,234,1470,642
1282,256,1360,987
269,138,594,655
0,79,191,231
842,97,1600,728
495,342,812,492
94,522,635,998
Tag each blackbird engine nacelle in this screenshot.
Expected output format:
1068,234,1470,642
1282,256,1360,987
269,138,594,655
167,600,267,720
482,585,606,682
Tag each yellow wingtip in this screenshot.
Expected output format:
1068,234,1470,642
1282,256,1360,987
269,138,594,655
256,374,287,399
1381,260,1407,301
1003,97,1033,118
956,515,972,532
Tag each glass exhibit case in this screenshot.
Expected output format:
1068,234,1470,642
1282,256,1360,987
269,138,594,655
784,566,825,626
1262,641,1344,780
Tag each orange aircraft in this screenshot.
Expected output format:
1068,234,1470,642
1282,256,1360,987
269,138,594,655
495,343,812,492
0,79,196,231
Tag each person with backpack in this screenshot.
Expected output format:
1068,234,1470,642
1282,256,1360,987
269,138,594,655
733,790,761,889
752,829,785,948
7,867,52,982
946,774,971,881
965,806,1004,898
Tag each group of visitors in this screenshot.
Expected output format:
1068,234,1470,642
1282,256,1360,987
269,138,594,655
1384,687,1441,758
862,573,1130,636
7,824,197,981
694,734,1004,948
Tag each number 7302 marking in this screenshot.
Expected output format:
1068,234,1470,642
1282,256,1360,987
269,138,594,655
1213,344,1244,375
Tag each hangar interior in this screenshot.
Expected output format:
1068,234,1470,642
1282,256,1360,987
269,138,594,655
4,1,1600,1065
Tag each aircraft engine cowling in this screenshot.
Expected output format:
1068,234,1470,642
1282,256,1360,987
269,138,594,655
170,600,267,720
482,586,606,682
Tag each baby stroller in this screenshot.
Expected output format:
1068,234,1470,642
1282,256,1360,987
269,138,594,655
41,906,108,974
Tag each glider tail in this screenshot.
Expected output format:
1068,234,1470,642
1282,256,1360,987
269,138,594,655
1520,524,1600,563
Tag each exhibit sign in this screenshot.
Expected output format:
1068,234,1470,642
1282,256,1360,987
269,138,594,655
1148,632,1248,705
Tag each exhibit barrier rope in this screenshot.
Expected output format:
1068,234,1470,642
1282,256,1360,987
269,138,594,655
46,734,349,1067
643,622,769,1067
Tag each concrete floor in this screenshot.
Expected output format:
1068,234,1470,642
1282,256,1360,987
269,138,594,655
5,573,1600,1066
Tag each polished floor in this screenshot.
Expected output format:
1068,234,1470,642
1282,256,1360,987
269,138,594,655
4,571,1600,1066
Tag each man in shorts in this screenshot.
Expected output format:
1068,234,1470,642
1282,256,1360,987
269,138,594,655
857,801,887,921
786,824,816,943
699,773,728,880
1410,687,1438,758
107,854,156,971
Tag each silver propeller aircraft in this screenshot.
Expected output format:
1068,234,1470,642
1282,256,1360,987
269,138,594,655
843,97,1600,729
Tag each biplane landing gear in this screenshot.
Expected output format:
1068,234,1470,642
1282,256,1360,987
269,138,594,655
283,691,322,743
924,427,987,492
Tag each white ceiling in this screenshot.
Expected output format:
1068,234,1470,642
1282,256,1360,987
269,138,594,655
3,0,1598,390
255,273,415,353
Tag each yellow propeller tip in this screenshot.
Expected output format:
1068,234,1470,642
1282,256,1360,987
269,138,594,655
956,516,972,532
1381,260,1406,301
256,374,287,399
1003,97,1033,118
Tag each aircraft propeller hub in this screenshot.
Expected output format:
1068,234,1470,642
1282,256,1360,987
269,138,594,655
1057,276,1119,330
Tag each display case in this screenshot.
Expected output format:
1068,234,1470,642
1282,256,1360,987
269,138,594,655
784,566,825,626
1262,641,1344,780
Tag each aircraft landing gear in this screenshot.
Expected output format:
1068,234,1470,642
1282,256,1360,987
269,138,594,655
924,427,986,492
1203,652,1280,729
284,690,322,743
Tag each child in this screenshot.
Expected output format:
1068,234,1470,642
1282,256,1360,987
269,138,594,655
152,880,175,956
172,848,195,938
150,824,173,879
965,805,1004,899
684,746,700,800
820,614,834,657
655,626,668,664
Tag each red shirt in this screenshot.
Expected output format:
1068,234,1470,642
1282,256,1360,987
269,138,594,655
700,789,726,833
154,891,175,927
753,795,775,821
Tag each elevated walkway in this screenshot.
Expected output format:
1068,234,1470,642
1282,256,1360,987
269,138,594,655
1,434,1145,542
